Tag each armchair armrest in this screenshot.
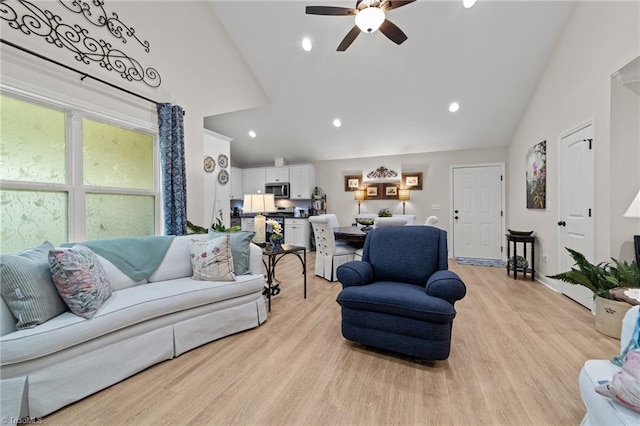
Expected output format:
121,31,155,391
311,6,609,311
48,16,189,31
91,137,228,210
336,261,374,288
425,270,467,305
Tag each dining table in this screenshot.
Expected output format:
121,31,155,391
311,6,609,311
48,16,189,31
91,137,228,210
333,226,369,243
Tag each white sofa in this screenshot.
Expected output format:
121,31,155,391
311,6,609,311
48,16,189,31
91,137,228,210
0,234,267,419
579,305,640,425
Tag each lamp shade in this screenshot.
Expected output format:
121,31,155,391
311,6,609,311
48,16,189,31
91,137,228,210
355,7,385,33
243,194,275,214
623,190,640,218
354,190,366,201
398,189,411,201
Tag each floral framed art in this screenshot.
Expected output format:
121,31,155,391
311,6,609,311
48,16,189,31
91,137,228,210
344,175,362,192
526,140,546,209
402,172,423,190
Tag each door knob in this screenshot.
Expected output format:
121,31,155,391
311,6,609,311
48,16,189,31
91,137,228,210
454,210,459,214
557,221,566,226
454,216,459,220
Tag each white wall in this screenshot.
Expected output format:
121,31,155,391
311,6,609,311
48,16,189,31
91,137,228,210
203,130,231,228
314,147,507,241
506,1,640,276
0,1,268,229
611,67,640,261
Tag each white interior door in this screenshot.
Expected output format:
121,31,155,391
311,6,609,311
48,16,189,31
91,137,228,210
558,122,595,309
452,165,504,260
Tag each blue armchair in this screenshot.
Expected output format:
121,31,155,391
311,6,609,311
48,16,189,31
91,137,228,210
336,226,466,360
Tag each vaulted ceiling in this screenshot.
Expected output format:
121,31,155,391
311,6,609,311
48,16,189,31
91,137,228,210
204,1,575,168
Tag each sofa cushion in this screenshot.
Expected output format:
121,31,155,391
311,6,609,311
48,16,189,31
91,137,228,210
49,245,113,319
0,241,67,329
96,255,147,291
0,274,265,365
147,235,207,282
596,349,640,412
208,230,255,275
580,360,640,425
190,236,235,281
337,282,456,323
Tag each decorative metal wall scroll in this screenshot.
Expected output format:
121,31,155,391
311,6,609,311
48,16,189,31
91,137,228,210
59,0,151,52
366,166,399,180
0,0,161,88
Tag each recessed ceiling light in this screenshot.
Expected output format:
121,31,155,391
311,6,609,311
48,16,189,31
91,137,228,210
449,102,460,113
463,0,477,9
302,37,312,52
248,130,257,138
333,119,342,127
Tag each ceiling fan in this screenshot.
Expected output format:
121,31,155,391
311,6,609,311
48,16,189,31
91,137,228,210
306,0,415,51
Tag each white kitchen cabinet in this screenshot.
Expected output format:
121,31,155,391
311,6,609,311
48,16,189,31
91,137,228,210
229,166,243,200
288,165,315,200
285,218,310,250
265,167,289,183
241,218,255,232
242,168,266,195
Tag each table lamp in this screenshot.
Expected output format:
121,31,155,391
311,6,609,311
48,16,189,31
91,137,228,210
398,189,410,214
243,193,275,244
623,189,640,266
354,190,365,214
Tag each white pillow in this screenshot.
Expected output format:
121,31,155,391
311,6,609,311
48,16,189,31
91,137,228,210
190,236,235,282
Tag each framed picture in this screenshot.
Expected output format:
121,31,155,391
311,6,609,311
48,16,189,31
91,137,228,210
365,184,381,199
384,185,399,199
526,140,546,209
344,175,361,192
402,172,423,190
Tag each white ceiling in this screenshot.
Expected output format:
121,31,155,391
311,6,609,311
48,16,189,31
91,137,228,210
205,0,575,168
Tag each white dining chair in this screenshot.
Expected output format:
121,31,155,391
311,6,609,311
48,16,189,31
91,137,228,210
309,215,357,281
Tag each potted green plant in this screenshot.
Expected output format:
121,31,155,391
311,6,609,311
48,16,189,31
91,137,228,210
550,248,639,338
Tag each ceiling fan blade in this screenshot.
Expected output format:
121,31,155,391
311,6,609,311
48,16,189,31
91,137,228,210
337,25,361,51
379,19,408,45
306,6,357,16
381,0,416,12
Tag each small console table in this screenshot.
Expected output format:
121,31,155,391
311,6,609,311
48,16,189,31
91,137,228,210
505,233,536,281
261,244,306,311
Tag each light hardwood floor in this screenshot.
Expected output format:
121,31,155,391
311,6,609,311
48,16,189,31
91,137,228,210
46,253,619,425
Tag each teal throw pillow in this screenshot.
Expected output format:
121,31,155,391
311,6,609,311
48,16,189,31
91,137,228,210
208,230,255,275
0,241,68,329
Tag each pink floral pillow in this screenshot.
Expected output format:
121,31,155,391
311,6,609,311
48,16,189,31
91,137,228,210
190,236,235,281
48,245,112,319
596,349,640,412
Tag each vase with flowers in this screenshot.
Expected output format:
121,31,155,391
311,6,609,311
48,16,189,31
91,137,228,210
266,219,284,249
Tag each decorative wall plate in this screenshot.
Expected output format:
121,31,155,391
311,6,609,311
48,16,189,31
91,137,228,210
218,154,229,169
203,156,216,173
218,169,229,185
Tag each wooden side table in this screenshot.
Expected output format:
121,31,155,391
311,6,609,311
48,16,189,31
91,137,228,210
505,234,535,281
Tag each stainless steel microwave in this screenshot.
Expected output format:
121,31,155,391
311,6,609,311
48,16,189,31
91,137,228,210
265,182,290,199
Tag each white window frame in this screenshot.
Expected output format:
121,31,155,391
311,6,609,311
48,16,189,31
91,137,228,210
0,85,162,243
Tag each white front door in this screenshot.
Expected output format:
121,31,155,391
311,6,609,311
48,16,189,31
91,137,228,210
558,122,595,309
452,165,504,260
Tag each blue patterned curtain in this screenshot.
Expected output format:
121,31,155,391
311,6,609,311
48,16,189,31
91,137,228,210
157,103,187,236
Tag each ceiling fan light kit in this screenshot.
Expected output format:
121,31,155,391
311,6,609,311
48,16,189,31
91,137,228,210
355,7,385,33
306,0,415,51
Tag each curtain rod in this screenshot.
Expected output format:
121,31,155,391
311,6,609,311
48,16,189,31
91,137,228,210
1,38,160,106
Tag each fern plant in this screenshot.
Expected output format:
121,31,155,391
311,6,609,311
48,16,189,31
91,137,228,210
549,248,640,300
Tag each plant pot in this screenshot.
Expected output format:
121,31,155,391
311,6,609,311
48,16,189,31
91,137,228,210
594,296,632,339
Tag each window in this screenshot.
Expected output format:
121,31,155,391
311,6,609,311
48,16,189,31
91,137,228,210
0,92,159,253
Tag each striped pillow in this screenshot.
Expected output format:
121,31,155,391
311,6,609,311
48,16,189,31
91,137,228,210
0,241,68,329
